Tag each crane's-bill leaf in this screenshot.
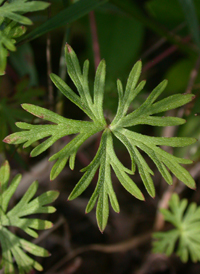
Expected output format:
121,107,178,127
153,194,200,263
0,161,59,273
4,44,196,232
0,0,50,24
0,0,49,74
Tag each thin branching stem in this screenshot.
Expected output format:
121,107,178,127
46,232,152,273
143,35,191,72
141,22,186,59
110,0,199,56
89,11,101,69
46,1,54,111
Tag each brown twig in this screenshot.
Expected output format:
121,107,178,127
153,179,177,231
33,217,65,245
143,35,191,73
89,11,101,69
46,1,54,111
143,44,178,72
46,232,152,273
141,22,186,59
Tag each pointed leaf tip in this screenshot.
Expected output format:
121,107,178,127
3,136,17,144
21,103,29,107
192,95,196,99
161,79,168,86
3,160,9,166
189,183,196,190
21,103,31,111
3,136,8,143
66,43,72,53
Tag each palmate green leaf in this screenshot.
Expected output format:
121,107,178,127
0,0,49,75
0,161,59,273
153,194,200,263
0,21,26,75
0,0,50,25
4,44,196,231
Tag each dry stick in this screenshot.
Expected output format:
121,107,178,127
153,180,177,231
153,54,200,232
46,232,152,273
33,217,65,245
89,11,100,69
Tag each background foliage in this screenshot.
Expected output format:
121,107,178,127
0,0,200,273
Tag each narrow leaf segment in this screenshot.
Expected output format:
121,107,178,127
4,44,196,231
0,161,59,273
